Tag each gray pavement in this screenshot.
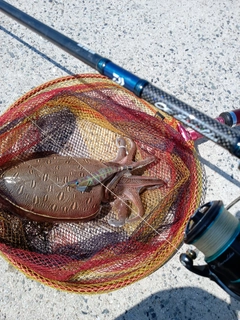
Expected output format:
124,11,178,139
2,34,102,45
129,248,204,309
1,0,240,319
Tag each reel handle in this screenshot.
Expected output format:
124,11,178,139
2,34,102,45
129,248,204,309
180,202,240,301
180,250,210,278
180,250,240,301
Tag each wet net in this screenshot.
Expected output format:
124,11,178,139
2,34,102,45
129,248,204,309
0,74,205,293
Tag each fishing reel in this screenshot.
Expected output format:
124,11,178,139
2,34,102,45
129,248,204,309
180,200,240,301
180,109,240,300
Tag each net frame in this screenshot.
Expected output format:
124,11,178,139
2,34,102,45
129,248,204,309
0,74,205,294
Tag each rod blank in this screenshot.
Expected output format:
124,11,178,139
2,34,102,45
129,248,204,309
1,0,240,158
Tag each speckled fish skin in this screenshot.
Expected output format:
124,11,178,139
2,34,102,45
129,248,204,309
0,154,106,222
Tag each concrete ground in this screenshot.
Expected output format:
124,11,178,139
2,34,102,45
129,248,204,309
1,0,240,319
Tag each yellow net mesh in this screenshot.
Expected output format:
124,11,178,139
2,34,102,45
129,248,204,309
0,74,205,293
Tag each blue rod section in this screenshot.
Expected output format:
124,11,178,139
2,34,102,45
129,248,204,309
97,58,148,96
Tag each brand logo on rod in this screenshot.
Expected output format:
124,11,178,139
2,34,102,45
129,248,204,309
112,73,125,86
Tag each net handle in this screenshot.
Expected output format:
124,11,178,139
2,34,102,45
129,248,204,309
1,0,240,158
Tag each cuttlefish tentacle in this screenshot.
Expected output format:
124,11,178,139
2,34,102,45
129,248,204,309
108,137,137,166
109,137,127,163
108,197,129,227
108,175,166,227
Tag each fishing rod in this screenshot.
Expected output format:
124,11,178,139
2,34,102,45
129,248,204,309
180,109,240,141
1,0,240,159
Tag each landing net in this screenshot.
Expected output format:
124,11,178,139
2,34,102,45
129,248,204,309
0,74,205,293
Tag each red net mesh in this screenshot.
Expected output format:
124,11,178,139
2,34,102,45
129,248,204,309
0,74,205,293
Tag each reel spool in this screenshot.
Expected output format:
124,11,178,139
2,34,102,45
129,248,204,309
180,201,240,301
0,74,205,293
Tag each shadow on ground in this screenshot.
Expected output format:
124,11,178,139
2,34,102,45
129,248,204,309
0,25,74,75
115,286,240,320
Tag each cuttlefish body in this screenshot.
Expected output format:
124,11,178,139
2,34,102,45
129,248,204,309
0,137,165,226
